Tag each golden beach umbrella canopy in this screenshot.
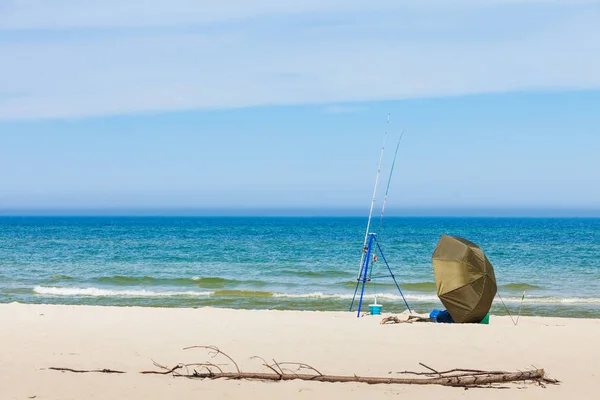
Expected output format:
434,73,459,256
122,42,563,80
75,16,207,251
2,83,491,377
432,235,497,323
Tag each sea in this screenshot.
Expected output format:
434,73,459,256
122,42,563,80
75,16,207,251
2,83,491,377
1,217,599,318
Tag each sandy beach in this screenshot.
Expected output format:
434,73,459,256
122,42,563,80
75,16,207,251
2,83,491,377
1,304,598,399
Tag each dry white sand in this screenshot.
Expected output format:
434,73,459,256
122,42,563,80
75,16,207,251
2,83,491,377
1,303,598,399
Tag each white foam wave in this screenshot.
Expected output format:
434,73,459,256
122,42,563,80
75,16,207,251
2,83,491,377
507,296,600,304
33,286,213,297
272,292,439,301
274,292,600,304
273,292,351,300
31,286,600,305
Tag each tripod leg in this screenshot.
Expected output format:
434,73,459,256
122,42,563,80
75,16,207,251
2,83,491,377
375,238,412,313
350,259,366,311
356,234,375,317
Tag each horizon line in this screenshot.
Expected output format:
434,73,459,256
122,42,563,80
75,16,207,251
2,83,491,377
1,207,599,218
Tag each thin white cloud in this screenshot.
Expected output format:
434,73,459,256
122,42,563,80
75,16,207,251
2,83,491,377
0,1,599,119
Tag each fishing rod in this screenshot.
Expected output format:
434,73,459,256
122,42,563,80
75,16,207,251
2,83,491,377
497,291,526,326
370,130,405,311
356,113,389,279
378,130,404,233
515,291,526,326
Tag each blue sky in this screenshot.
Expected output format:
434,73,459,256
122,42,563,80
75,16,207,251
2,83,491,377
1,1,599,215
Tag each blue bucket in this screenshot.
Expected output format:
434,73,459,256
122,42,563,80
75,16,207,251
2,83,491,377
369,304,382,315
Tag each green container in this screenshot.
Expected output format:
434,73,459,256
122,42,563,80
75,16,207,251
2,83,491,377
480,313,490,324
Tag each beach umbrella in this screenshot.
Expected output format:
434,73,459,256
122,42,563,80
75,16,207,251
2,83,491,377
432,234,497,323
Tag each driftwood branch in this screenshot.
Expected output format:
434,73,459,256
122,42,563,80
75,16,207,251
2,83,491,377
185,363,225,374
184,345,241,373
419,363,441,376
140,360,226,376
272,359,285,376
277,362,324,376
140,363,183,375
143,346,558,387
48,365,551,387
179,369,548,386
250,356,282,377
48,345,559,388
49,367,125,374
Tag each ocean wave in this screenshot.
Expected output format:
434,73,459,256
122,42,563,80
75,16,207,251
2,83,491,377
95,276,169,285
500,283,543,291
192,276,267,287
33,286,213,297
272,292,439,301
278,293,600,304
279,270,353,278
337,281,437,291
273,292,350,300
518,296,600,304
401,282,438,291
30,286,600,305
75,275,545,295
50,274,74,281
213,290,274,298
338,281,545,294
93,275,265,288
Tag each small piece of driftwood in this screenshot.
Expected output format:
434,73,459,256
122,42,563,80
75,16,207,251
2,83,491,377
380,315,433,324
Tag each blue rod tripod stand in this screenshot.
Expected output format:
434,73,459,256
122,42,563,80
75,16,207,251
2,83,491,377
350,233,412,318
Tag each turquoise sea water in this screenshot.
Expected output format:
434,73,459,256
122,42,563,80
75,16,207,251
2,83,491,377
1,217,599,318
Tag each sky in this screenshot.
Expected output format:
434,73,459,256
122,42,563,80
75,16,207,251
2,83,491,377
0,1,599,216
